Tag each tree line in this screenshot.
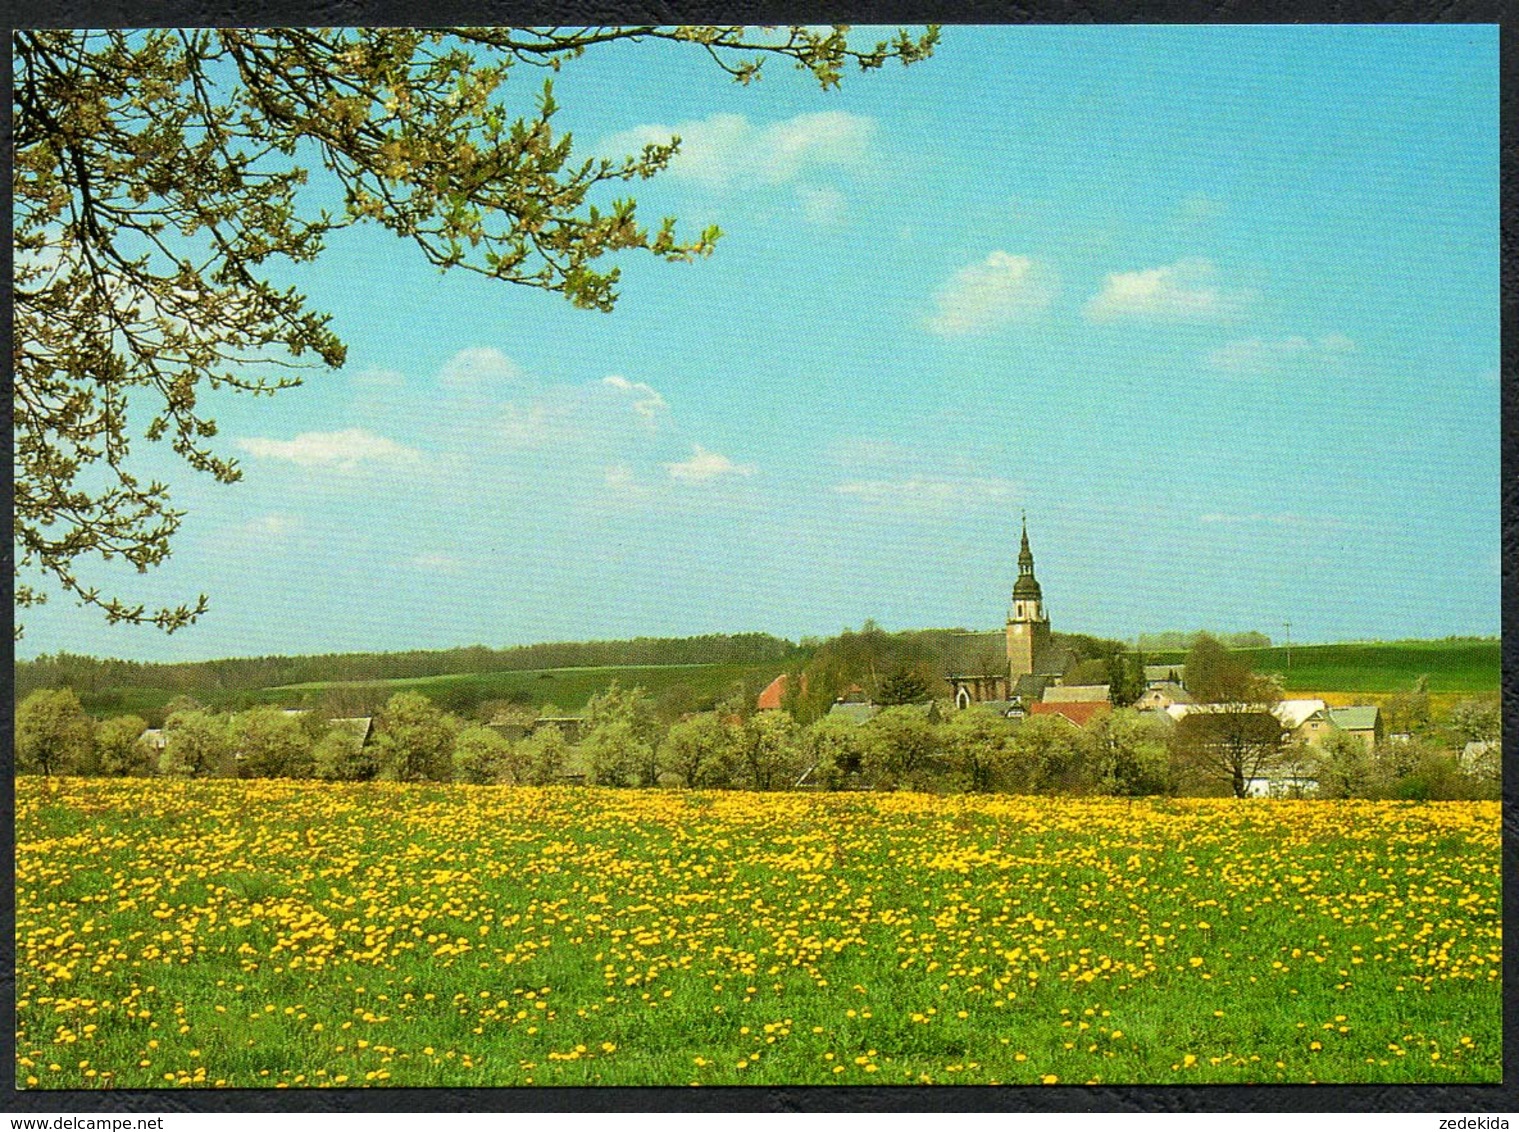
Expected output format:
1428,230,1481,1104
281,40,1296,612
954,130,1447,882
13,623,1126,719
1136,630,1274,651
14,633,801,702
17,672,1498,801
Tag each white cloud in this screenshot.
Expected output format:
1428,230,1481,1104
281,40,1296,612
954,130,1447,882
796,183,849,227
410,552,462,573
439,347,525,389
602,464,651,497
601,110,875,192
239,513,301,538
926,252,1057,336
492,374,669,449
494,400,584,449
1206,334,1356,375
663,444,756,482
350,367,407,388
834,476,1020,514
1084,258,1252,323
237,428,422,470
602,374,668,421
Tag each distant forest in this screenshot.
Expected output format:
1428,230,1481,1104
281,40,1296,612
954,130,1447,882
1137,630,1273,651
14,625,1136,726
15,633,803,701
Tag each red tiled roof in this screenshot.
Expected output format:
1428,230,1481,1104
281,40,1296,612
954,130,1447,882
756,674,790,711
1028,700,1110,727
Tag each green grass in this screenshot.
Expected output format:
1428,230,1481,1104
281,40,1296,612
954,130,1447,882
15,778,1501,1088
1149,638,1499,695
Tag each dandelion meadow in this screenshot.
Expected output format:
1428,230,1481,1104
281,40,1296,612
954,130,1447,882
15,777,1499,1087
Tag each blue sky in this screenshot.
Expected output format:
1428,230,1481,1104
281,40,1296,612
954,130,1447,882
20,24,1500,661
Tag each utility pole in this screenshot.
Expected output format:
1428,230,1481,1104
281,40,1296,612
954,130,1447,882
1282,621,1292,670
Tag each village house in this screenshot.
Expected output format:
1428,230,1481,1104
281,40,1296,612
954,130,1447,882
1135,681,1192,711
1028,700,1111,728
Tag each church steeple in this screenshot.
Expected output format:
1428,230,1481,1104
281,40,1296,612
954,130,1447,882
1012,514,1042,602
1006,515,1051,684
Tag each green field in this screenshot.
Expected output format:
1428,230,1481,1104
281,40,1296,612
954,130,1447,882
73,661,784,722
1149,638,1499,695
16,778,1500,1087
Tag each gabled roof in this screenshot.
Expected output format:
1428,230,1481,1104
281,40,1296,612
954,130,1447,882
1275,699,1329,729
1013,674,1054,702
1165,701,1323,727
942,631,1007,677
966,699,1023,717
1327,705,1380,732
329,716,374,744
756,674,790,711
1140,681,1193,703
1029,700,1110,727
1043,684,1110,703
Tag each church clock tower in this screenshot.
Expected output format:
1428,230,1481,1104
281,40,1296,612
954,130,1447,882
1006,516,1051,683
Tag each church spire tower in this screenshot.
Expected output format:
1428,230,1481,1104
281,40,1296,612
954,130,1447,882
1006,514,1051,684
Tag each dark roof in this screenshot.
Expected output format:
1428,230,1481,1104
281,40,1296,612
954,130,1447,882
942,631,1006,677
1012,573,1043,599
1140,681,1193,704
965,699,1024,718
1012,519,1042,598
1013,674,1054,702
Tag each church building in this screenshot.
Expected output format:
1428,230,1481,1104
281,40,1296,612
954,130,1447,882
947,518,1063,710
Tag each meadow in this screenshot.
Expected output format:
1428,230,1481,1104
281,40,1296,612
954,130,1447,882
15,778,1500,1088
1149,638,1500,696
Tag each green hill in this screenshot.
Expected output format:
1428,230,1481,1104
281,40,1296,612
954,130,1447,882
1149,638,1499,695
69,661,786,724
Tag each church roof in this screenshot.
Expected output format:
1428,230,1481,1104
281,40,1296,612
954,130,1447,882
1013,674,1055,701
1012,517,1043,599
1012,573,1043,599
942,631,1006,677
